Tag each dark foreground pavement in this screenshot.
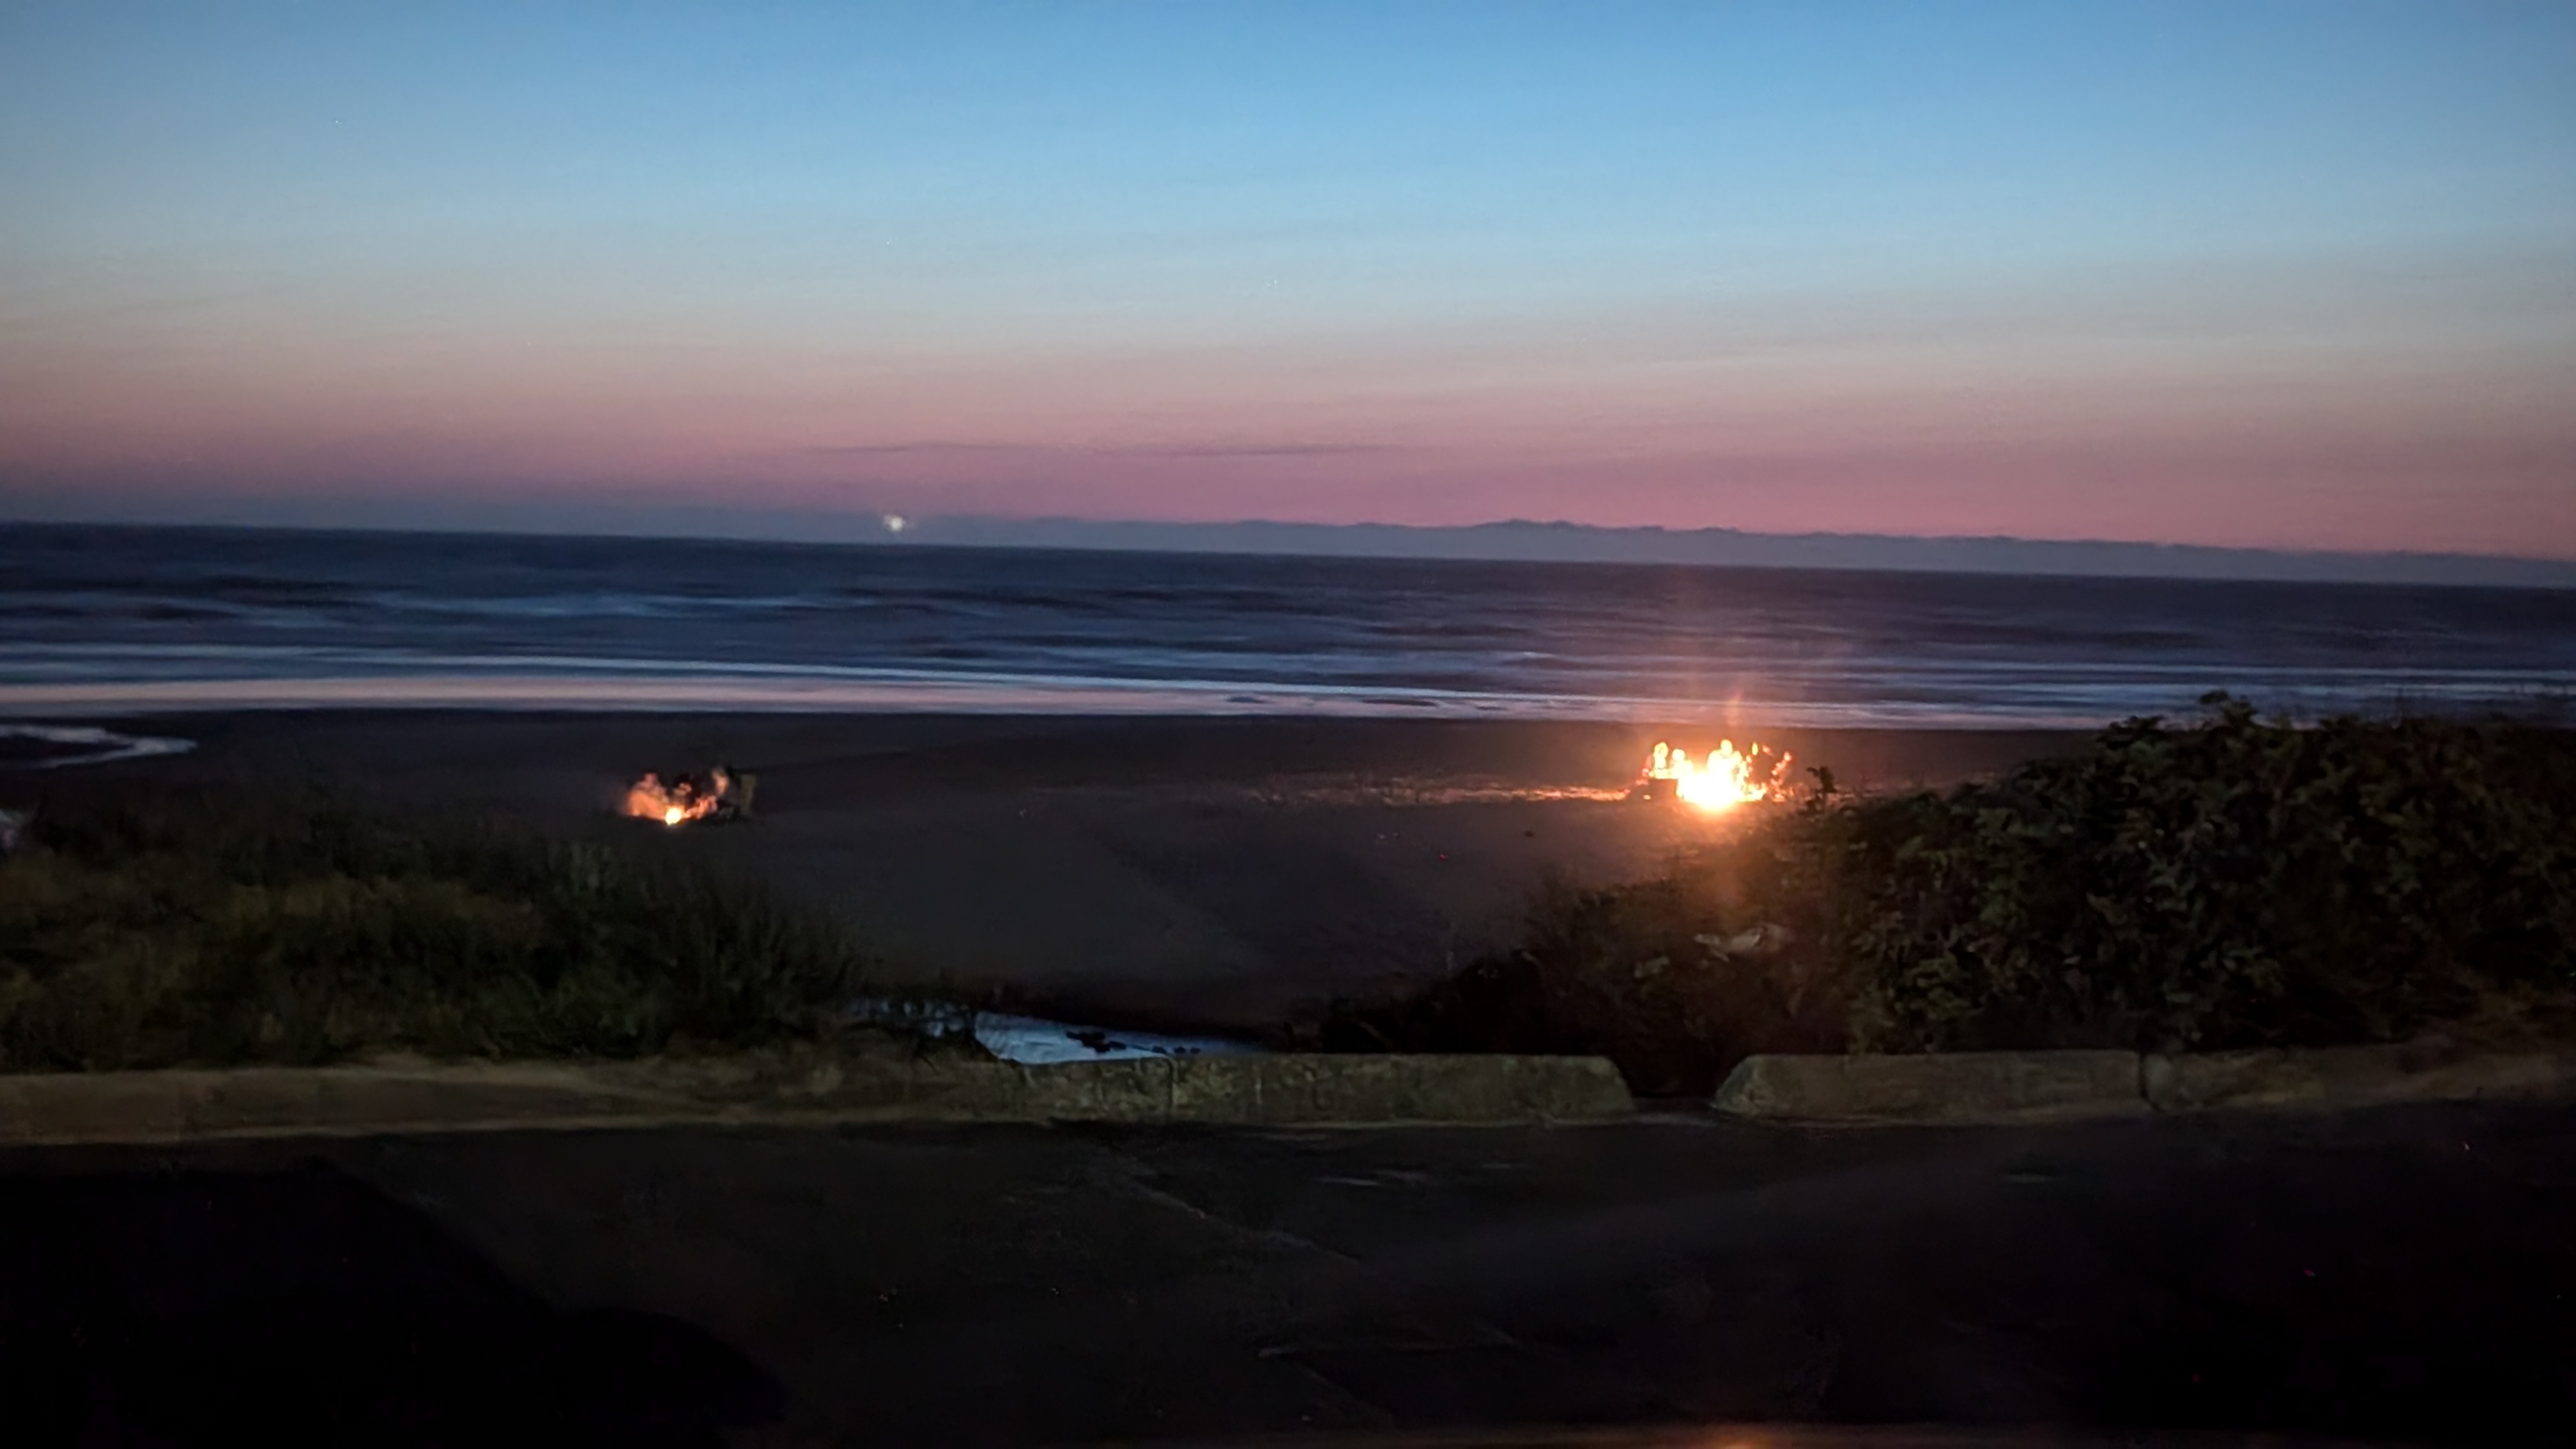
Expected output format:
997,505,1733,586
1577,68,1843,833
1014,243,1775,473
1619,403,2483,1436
3,1103,2572,1447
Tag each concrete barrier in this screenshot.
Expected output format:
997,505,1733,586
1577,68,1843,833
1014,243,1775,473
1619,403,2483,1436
19,1040,2574,1144
1166,1052,1634,1126
0,1051,1635,1147
1715,1043,2576,1124
0,1062,690,1146
1711,1050,2147,1124
2142,1041,2576,1113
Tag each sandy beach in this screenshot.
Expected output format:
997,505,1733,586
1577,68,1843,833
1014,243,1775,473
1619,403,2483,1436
6,713,2080,1032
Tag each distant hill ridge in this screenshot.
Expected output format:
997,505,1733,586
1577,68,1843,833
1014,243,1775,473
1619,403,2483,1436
6,503,2570,588
893,516,2576,588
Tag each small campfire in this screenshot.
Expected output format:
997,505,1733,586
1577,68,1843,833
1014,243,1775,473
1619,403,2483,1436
624,766,755,827
1634,739,1789,813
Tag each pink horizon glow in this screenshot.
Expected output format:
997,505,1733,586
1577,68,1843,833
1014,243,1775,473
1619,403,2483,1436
7,8,2573,560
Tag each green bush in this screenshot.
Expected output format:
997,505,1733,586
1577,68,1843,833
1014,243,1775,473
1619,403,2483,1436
0,793,877,1071
1322,701,2576,1093
1827,698,2575,1054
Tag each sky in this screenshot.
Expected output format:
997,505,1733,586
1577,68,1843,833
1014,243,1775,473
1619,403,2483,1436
3,1,2572,558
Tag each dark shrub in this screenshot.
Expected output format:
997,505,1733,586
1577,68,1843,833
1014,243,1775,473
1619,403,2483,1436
1312,867,1849,1098
1323,702,2576,1093
0,793,875,1071
1831,700,2575,1054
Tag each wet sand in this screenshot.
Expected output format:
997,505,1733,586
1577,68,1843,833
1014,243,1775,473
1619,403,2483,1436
6,712,2082,1031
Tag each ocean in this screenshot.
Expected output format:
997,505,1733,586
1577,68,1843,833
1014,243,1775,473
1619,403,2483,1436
3,523,2570,728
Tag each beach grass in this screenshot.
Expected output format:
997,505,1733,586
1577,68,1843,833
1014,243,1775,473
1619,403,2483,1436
0,790,877,1071
1321,700,2576,1095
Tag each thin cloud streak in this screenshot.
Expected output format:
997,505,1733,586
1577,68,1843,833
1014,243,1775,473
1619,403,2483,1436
795,440,1404,459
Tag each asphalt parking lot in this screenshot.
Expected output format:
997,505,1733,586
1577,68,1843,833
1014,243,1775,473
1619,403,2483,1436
4,1102,2572,1446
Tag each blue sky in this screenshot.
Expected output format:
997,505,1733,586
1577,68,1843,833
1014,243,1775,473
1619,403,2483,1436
4,1,2572,555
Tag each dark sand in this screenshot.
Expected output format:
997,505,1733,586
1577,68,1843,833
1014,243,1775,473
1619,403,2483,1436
6,713,2080,1031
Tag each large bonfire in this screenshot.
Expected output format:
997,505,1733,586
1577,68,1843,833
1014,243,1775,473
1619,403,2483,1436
1637,739,1789,812
623,766,753,827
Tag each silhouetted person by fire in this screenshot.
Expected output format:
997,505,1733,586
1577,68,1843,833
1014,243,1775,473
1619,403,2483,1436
624,772,668,819
624,765,756,825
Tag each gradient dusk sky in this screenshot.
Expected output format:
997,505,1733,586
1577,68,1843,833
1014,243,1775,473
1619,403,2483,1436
4,2,2572,557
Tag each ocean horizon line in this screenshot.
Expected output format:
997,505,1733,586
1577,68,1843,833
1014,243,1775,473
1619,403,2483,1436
6,513,2572,592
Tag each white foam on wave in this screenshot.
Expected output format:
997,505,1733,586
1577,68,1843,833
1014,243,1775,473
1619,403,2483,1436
0,672,2128,729
0,723,196,769
8,650,2551,728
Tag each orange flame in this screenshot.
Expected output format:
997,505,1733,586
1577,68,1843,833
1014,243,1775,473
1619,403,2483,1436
1641,739,1788,812
626,769,732,827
